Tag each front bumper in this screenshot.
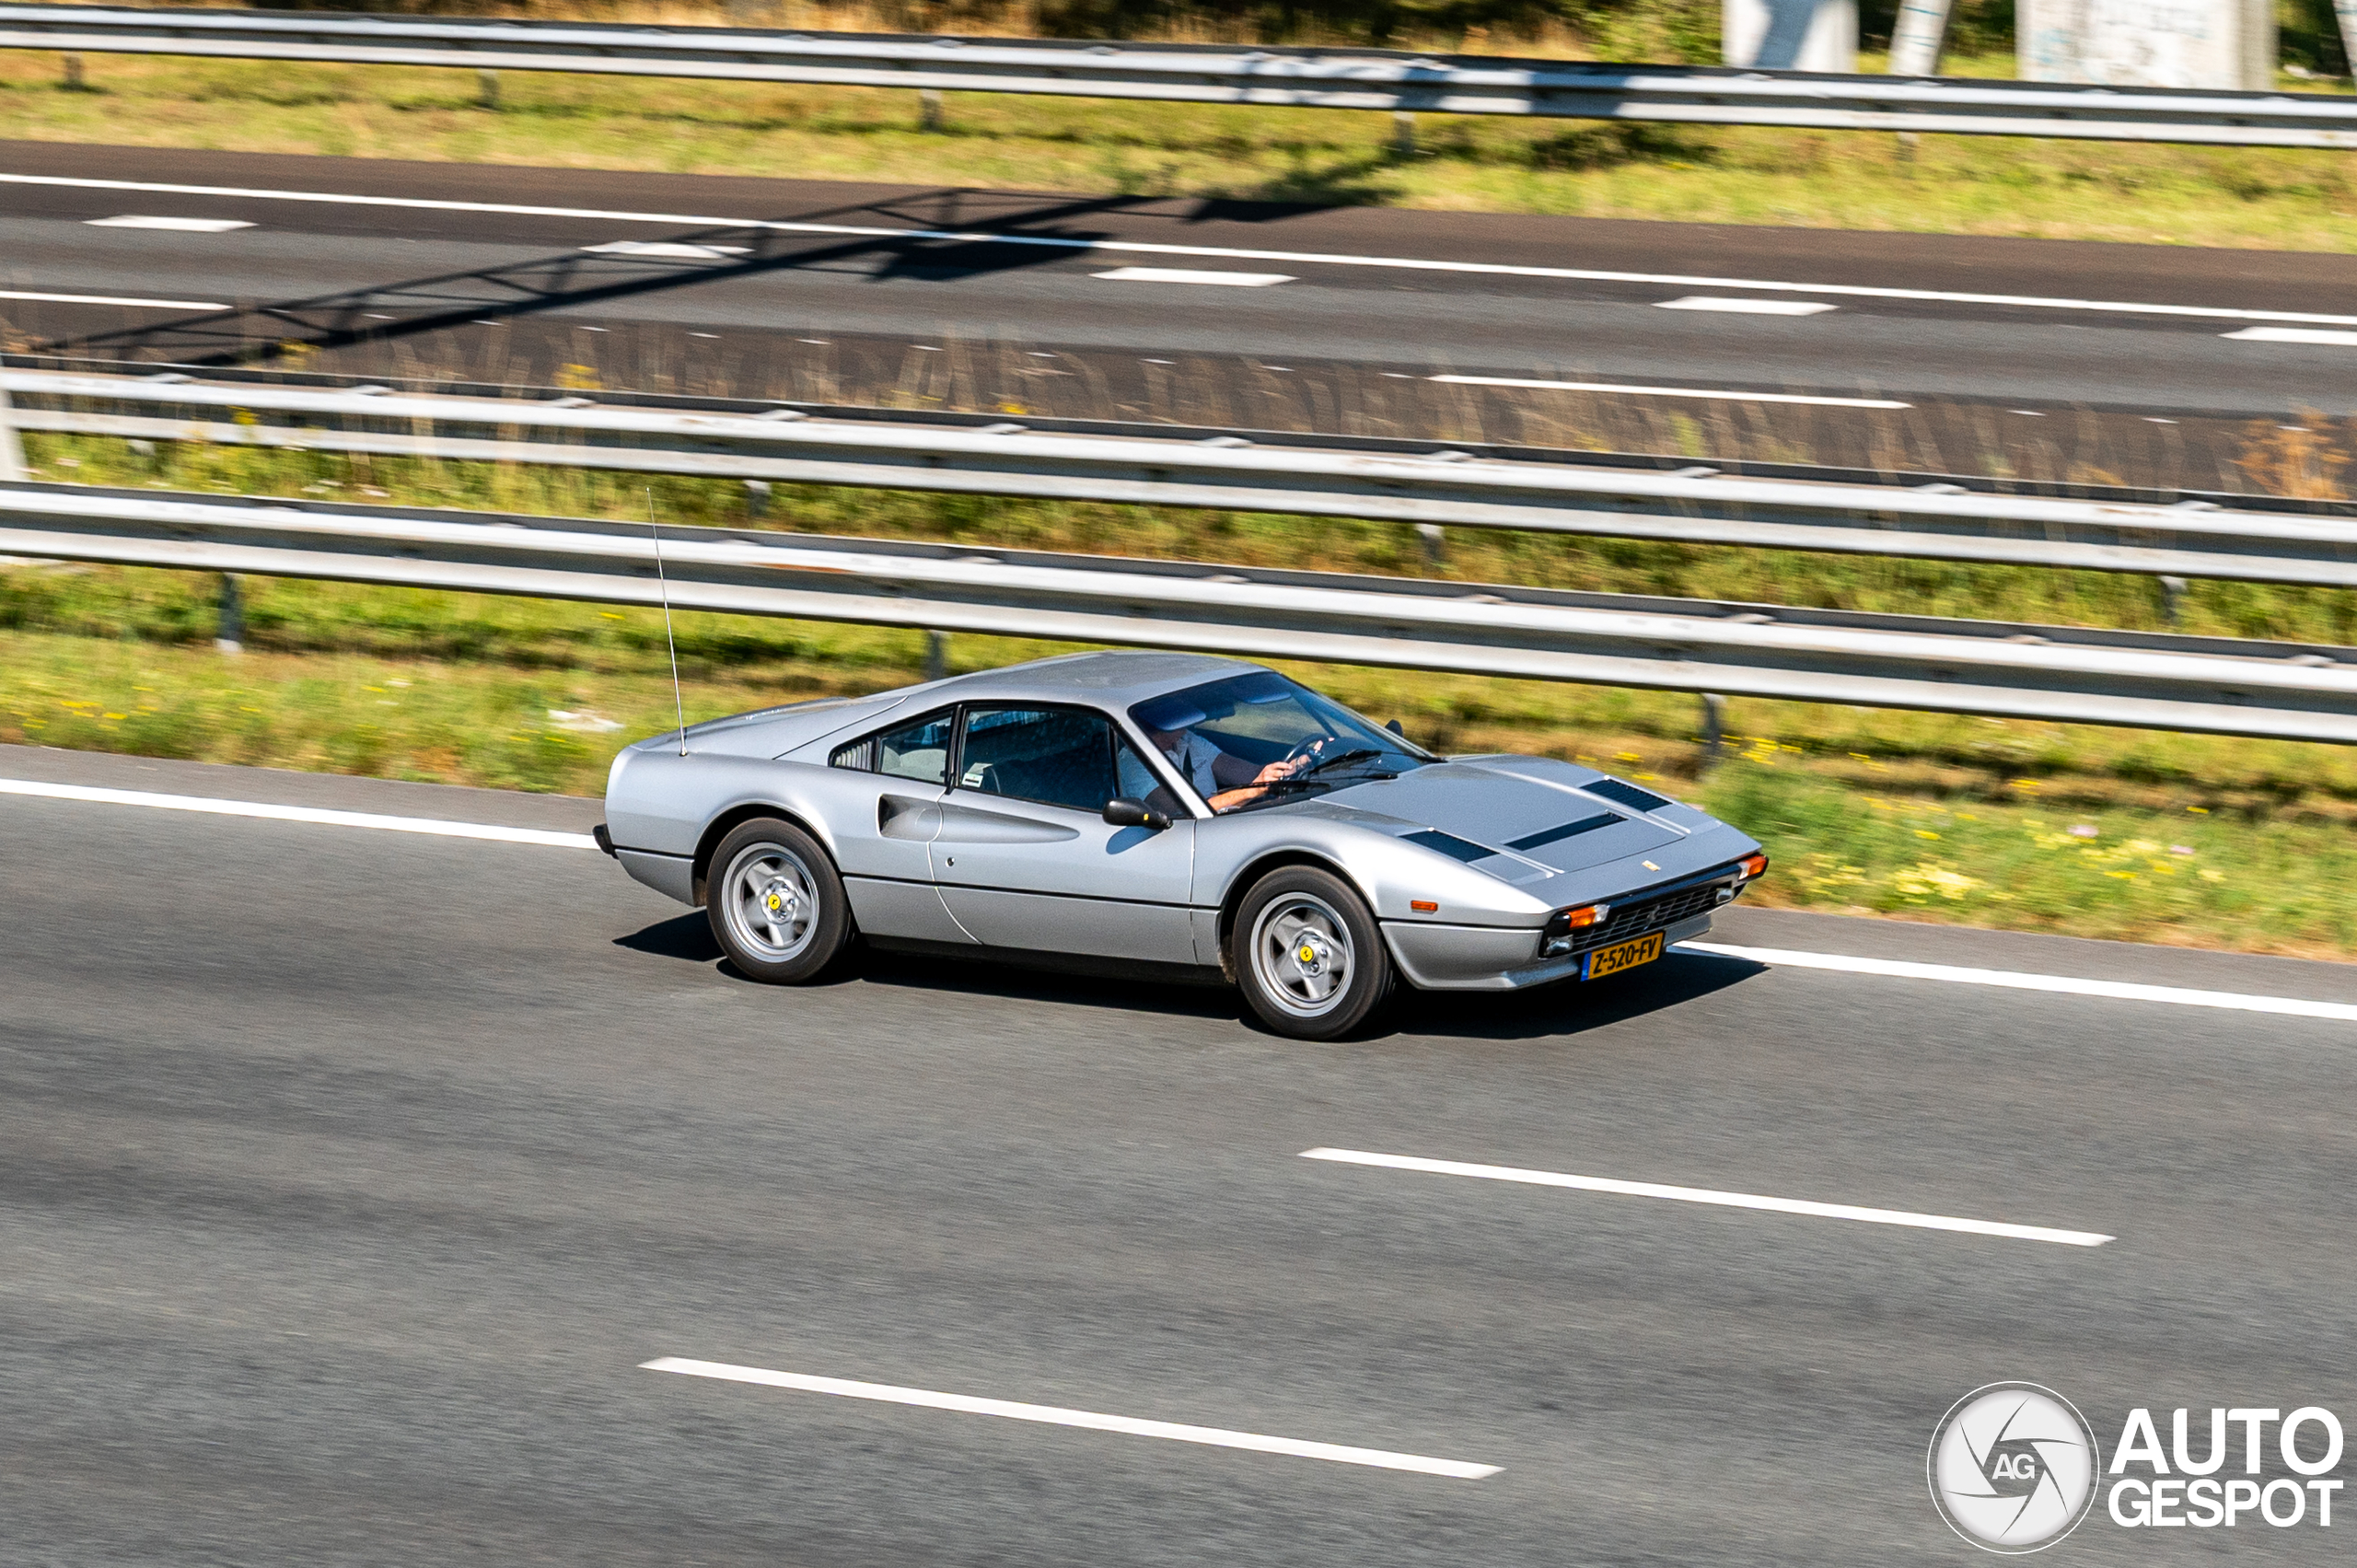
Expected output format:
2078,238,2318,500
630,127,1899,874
1382,857,1757,992
1383,911,1716,991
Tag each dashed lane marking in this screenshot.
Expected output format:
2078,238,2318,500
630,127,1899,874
1302,1149,2114,1246
1092,266,1294,286
85,215,253,233
640,1358,1501,1479
0,288,226,309
1655,296,1838,316
2221,326,2357,346
4,172,2352,326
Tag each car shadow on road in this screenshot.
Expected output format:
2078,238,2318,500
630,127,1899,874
1384,949,1769,1042
612,913,1240,1016
613,915,1769,1035
612,912,725,963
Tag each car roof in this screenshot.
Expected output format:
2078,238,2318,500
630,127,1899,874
912,650,1267,709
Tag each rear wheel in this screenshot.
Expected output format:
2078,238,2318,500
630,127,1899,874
1232,866,1393,1040
707,818,852,983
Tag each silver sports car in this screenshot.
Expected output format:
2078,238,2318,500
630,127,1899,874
598,651,1767,1039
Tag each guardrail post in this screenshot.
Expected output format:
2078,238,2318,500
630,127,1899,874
62,52,86,90
920,87,944,131
477,68,500,110
2159,575,2189,625
1887,0,1955,74
215,573,244,655
923,630,948,681
744,479,772,520
1415,522,1446,569
1391,110,1416,157
0,380,25,482
1697,691,1727,772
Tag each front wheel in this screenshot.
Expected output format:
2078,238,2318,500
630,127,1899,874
1232,865,1393,1040
707,818,853,983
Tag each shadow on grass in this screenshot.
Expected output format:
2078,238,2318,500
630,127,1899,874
1525,122,1717,172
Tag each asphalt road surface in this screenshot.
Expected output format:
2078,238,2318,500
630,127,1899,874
4,742,2353,1564
4,143,2353,484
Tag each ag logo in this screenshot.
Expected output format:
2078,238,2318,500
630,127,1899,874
1929,1383,2101,1553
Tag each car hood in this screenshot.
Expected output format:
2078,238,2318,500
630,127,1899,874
1325,758,1688,874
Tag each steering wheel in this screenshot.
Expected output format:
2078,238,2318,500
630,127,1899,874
1278,735,1338,771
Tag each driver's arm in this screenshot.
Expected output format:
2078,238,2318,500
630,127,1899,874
1204,744,1306,813
1208,748,1263,791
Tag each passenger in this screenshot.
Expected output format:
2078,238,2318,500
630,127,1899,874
1128,714,1304,813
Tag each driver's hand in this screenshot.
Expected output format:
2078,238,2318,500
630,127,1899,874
1253,758,1303,784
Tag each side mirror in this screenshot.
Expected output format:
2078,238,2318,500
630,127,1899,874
1385,718,1406,738
1103,797,1172,830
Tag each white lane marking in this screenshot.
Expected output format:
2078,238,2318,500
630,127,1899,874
0,288,226,309
640,1358,1500,1479
1430,374,1907,409
1093,266,1295,286
2,172,2347,327
580,239,750,260
1678,940,2357,1023
85,214,254,233
1301,1149,2112,1247
1655,296,1838,316
0,779,598,849
2222,325,2357,346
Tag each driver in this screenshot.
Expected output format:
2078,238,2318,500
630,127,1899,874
1129,714,1304,813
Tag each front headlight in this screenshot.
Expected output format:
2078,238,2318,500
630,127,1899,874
1540,902,1612,955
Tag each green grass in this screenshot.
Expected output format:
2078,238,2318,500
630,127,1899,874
10,427,2357,956
5,48,2357,250
8,604,2349,955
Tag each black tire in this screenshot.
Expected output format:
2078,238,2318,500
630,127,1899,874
705,818,853,984
1230,865,1394,1040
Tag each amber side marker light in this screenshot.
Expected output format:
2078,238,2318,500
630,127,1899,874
1409,900,1439,913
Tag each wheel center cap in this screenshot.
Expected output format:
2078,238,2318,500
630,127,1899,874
1294,937,1328,975
762,882,798,920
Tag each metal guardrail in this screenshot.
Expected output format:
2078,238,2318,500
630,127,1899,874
5,482,2356,741
7,366,2356,589
2,6,2354,148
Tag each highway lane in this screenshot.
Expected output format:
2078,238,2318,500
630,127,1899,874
3,744,2353,1563
1,143,2351,486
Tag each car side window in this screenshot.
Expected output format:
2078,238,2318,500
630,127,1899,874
842,709,951,785
1113,736,1186,820
958,706,1123,813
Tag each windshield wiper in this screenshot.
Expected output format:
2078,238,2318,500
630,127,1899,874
1251,749,1395,795
1298,746,1381,777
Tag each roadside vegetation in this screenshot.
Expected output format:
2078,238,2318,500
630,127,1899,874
8,426,2357,956
2,1,2355,250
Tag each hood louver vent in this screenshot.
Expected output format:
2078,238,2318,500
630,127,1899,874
1507,812,1621,852
1401,830,1498,864
1585,777,1672,813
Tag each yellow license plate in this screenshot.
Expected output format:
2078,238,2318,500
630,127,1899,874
1581,931,1665,981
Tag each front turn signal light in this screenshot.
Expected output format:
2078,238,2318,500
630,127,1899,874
1738,853,1769,880
1540,902,1612,956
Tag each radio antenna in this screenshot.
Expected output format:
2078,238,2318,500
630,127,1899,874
646,487,687,756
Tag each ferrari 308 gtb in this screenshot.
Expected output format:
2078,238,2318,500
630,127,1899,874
598,651,1766,1038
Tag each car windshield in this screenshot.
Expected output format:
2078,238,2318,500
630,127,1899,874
1128,669,1433,813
